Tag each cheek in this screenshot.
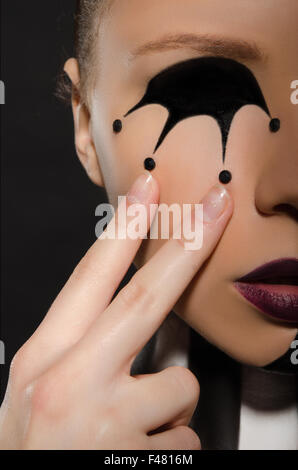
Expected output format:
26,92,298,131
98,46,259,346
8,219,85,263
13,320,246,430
226,105,274,183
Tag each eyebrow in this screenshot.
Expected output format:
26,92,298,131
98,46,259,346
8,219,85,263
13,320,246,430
131,33,266,62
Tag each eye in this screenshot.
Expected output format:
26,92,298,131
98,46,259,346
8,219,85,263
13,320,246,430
124,56,271,163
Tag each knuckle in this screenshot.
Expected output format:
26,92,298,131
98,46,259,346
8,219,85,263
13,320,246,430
100,404,122,431
31,377,54,416
168,366,200,401
179,426,201,450
119,275,151,310
30,373,68,421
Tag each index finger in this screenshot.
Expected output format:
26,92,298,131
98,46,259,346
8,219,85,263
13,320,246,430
24,172,159,373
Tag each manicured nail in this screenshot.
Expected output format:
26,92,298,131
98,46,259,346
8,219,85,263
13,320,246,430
127,171,154,204
202,184,231,223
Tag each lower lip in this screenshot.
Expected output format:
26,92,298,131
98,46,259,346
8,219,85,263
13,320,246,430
234,282,298,323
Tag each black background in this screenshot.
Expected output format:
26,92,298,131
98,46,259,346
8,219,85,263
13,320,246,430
0,1,116,403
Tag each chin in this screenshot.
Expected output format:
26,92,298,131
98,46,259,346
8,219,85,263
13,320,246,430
174,280,298,368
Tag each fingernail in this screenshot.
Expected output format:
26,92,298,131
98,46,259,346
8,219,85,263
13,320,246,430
127,171,154,204
202,184,231,223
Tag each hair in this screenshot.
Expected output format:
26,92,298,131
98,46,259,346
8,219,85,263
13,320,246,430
57,0,110,108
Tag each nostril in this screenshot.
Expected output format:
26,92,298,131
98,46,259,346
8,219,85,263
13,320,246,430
273,204,298,222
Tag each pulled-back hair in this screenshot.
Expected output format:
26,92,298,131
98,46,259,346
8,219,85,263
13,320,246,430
57,0,110,107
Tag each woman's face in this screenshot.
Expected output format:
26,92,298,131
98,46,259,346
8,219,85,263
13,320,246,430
87,0,298,366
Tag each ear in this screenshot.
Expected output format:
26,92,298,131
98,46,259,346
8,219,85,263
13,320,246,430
64,58,104,187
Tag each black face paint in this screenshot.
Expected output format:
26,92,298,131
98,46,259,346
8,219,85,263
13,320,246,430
124,57,273,165
113,119,123,133
144,157,156,171
269,118,281,133
219,170,232,185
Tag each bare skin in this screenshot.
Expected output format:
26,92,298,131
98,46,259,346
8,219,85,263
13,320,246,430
0,174,233,449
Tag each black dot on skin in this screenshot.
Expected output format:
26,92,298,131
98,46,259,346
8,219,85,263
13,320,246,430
113,119,123,133
269,118,280,133
144,158,156,171
219,170,232,184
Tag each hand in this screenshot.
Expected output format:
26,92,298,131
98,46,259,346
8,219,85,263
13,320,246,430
0,172,233,450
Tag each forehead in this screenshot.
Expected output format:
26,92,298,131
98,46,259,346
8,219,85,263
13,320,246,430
101,0,298,58
91,0,298,114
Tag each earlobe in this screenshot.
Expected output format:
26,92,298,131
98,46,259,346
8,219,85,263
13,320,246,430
84,142,105,187
63,58,104,188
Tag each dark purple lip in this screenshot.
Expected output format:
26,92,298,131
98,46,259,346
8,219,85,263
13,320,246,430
235,258,298,286
234,258,298,323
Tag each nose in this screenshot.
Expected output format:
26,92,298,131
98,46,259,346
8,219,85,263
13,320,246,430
255,117,298,222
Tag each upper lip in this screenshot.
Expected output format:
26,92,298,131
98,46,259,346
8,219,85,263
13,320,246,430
235,258,298,286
